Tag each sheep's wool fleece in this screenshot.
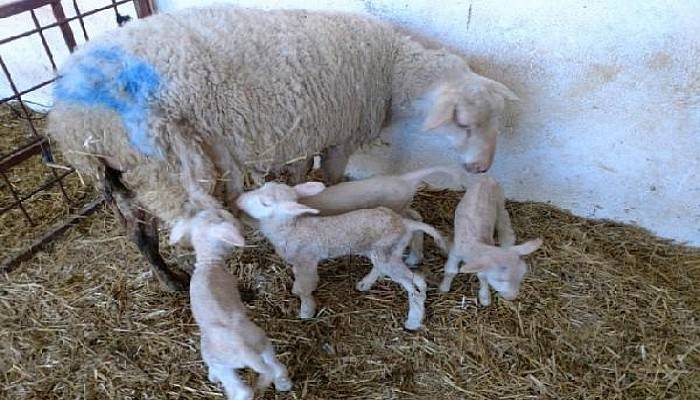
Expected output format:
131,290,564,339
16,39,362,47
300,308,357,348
48,7,462,222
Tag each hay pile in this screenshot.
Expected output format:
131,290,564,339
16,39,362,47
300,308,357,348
1,187,698,399
0,104,92,257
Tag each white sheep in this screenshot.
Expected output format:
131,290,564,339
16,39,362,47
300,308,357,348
47,6,518,290
296,165,462,265
174,211,292,400
438,176,542,305
236,181,448,330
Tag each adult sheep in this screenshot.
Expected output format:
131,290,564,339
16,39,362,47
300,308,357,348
48,6,518,291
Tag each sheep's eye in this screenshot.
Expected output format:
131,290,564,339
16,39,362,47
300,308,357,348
456,122,472,136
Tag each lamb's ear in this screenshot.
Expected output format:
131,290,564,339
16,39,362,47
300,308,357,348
293,181,325,197
279,201,320,217
206,222,245,247
510,238,543,256
485,77,519,101
169,219,190,245
422,88,457,131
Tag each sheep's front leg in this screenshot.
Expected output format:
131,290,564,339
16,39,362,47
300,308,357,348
356,266,382,292
261,345,293,391
291,261,320,319
438,252,461,292
208,365,253,400
477,273,492,306
381,260,427,330
404,208,424,266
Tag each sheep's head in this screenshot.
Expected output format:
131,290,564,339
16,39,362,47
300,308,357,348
169,209,245,260
236,181,325,220
460,238,542,300
422,73,518,174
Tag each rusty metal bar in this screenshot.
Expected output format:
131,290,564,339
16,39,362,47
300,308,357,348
0,78,54,105
1,170,33,224
0,197,104,274
30,8,58,71
133,0,155,19
0,55,69,201
0,168,73,215
0,0,134,46
0,137,47,172
71,0,89,41
49,0,76,52
0,0,54,18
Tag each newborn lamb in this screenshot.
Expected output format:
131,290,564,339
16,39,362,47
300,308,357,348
438,176,542,305
236,181,448,330
297,165,461,265
174,211,292,400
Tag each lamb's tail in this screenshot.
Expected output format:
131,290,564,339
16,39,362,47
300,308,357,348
403,219,448,254
398,165,463,190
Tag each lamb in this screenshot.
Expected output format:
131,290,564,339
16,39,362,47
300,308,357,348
438,176,542,305
297,165,462,265
235,181,448,330
176,211,292,400
47,6,518,291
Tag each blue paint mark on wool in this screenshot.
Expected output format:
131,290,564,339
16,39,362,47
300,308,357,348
54,46,162,156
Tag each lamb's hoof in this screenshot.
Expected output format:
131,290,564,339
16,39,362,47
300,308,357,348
274,377,293,392
438,282,452,293
478,296,491,307
298,304,316,319
207,370,220,384
355,280,373,292
404,253,422,267
403,320,423,331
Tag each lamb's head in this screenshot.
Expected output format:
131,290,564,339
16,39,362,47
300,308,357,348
422,73,518,174
460,238,542,300
236,181,325,220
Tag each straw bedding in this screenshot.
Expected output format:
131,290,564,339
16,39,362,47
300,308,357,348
1,105,699,399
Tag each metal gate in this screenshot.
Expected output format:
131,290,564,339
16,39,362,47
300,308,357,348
0,0,155,271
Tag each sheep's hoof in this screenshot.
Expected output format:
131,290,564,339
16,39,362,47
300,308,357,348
274,377,293,392
298,304,316,319
207,370,220,384
404,253,422,267
403,321,422,331
438,281,452,293
355,280,373,292
478,294,491,307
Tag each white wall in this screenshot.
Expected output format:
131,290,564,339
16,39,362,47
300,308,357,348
2,0,698,246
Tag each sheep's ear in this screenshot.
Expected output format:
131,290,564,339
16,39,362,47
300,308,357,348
279,201,320,217
511,238,542,256
422,89,456,131
293,181,325,197
485,77,519,101
205,222,245,247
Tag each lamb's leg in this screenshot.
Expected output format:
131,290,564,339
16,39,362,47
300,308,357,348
261,345,293,391
291,260,320,319
208,365,253,400
496,203,516,247
438,252,461,293
103,166,189,292
356,266,382,292
379,257,427,330
321,145,349,184
477,273,492,306
404,207,424,266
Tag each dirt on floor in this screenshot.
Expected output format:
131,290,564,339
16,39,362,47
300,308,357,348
1,187,698,399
